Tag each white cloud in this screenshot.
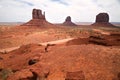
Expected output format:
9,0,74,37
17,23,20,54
0,5,2,8
0,0,120,22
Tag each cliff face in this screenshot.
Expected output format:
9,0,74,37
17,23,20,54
92,13,115,27
96,13,109,23
63,16,77,26
32,9,45,20
65,16,71,22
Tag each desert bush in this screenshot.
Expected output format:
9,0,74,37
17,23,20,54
0,69,13,80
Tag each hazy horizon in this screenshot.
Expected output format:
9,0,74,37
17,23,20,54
0,0,120,23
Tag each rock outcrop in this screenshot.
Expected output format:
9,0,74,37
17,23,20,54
65,16,71,22
32,9,45,20
66,30,120,46
21,9,53,27
96,13,109,23
63,16,77,26
92,13,115,27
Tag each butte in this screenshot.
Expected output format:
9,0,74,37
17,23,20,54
21,9,55,27
62,16,77,26
92,13,115,27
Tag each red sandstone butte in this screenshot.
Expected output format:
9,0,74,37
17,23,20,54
92,13,115,27
21,9,53,27
63,16,77,26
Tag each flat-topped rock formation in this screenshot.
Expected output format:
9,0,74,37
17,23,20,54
96,13,109,23
92,13,115,27
62,16,77,26
22,9,53,27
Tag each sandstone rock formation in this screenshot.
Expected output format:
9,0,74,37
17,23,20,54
65,16,71,22
96,13,109,23
63,16,77,26
92,13,114,27
1,36,120,80
21,9,54,27
66,31,120,46
32,9,45,20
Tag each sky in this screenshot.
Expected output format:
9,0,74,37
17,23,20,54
0,0,120,23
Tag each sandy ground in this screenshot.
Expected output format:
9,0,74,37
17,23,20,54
0,25,120,80
0,38,74,52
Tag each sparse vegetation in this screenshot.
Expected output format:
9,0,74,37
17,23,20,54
0,69,13,80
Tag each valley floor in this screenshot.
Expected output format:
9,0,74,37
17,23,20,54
0,25,120,80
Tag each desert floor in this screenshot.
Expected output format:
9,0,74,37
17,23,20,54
0,24,120,80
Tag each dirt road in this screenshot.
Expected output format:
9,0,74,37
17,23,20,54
0,38,74,52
